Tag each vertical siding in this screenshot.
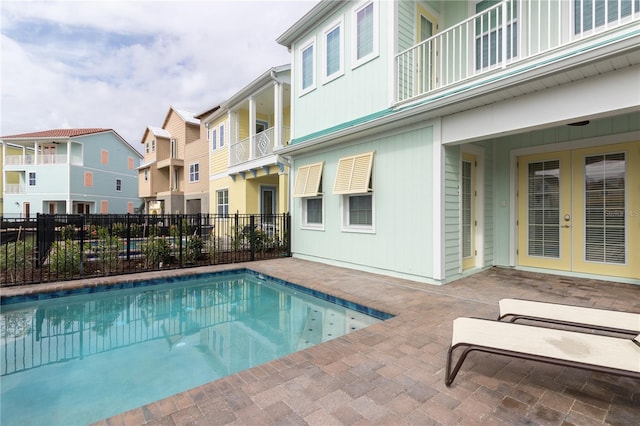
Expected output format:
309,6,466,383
292,125,436,281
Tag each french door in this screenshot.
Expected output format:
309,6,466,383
416,4,438,93
518,142,639,279
462,153,477,270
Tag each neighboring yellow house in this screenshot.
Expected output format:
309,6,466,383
138,106,203,214
196,65,291,222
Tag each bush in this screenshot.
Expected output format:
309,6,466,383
185,236,203,263
143,237,170,268
95,234,121,274
49,240,81,276
0,240,34,282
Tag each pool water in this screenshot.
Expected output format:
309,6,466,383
0,270,390,425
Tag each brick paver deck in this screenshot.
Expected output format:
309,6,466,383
4,258,639,425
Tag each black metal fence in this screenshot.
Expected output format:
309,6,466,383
1,213,291,286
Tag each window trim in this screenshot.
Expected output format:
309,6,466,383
216,188,229,217
351,0,379,69
28,171,36,186
301,196,325,230
322,17,345,84
189,162,200,183
341,193,375,233
299,36,317,96
116,178,122,192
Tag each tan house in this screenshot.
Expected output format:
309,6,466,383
138,106,207,214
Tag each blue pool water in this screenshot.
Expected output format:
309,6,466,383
0,269,391,426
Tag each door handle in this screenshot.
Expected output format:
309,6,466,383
561,225,570,228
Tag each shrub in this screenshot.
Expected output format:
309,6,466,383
60,225,77,240
143,237,170,268
49,240,81,276
0,240,34,282
185,236,204,263
95,234,121,274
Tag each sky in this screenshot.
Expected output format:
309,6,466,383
0,0,317,150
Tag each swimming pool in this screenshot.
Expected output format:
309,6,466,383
0,269,391,425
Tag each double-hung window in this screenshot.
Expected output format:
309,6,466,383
352,0,378,68
323,18,344,83
574,0,640,34
333,152,375,232
217,189,229,216
28,172,36,186
219,124,225,148
293,162,324,229
475,0,518,70
189,163,199,183
211,128,217,151
299,37,316,95
116,179,122,191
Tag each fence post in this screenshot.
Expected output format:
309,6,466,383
79,215,85,277
249,215,255,261
286,213,291,257
126,213,131,261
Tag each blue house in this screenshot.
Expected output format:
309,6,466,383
276,0,639,284
1,128,142,217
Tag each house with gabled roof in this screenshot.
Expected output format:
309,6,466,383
1,128,142,217
196,65,291,223
138,106,206,214
277,0,639,284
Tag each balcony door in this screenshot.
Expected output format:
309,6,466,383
416,4,438,93
517,142,639,279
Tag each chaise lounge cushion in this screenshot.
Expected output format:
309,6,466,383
445,317,640,386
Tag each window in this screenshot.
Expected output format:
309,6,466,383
303,197,324,228
475,0,518,70
217,189,229,216
84,171,93,187
323,18,344,83
574,0,639,34
334,152,374,231
145,142,149,154
352,1,378,67
144,169,149,182
116,179,122,191
294,162,324,229
128,202,134,214
219,124,225,148
211,129,217,151
300,38,316,94
128,157,134,170
151,139,155,152
189,163,200,183
100,200,108,214
101,150,109,164
28,172,36,186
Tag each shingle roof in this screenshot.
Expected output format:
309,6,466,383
1,128,109,139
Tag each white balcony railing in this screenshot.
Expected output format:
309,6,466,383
229,126,290,167
4,154,69,165
396,0,639,103
4,184,24,194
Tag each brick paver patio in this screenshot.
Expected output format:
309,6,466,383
4,258,639,425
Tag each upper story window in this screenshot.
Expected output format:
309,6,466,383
145,142,149,154
211,128,217,151
475,0,518,70
323,17,344,83
116,179,122,191
151,139,156,152
101,150,109,164
84,171,93,187
352,0,378,68
28,172,36,186
574,0,639,33
189,163,200,183
219,124,225,148
128,157,134,170
299,37,316,95
143,169,149,182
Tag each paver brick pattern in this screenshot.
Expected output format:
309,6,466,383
6,258,637,425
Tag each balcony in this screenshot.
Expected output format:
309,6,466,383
4,154,80,167
229,126,290,167
4,184,24,194
395,0,639,103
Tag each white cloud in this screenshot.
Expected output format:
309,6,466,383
0,0,316,147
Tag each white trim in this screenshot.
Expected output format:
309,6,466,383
351,0,379,69
298,36,317,96
322,16,345,85
301,196,325,230
341,193,375,233
462,144,485,270
432,118,443,280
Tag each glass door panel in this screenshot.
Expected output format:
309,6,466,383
462,153,476,270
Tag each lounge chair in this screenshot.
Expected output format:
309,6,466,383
498,298,640,335
445,317,640,386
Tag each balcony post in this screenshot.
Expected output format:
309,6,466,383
502,0,508,69
273,80,283,148
249,96,256,160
